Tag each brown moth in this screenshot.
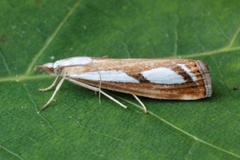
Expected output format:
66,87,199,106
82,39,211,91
37,57,212,113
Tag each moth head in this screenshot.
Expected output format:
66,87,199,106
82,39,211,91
36,63,55,74
36,57,93,75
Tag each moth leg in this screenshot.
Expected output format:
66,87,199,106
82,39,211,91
132,94,147,113
41,78,64,110
39,76,59,92
67,79,128,109
99,90,128,109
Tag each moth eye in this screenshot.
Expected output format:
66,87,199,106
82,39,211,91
54,67,62,74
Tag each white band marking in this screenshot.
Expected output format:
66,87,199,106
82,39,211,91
141,67,185,84
54,57,92,68
177,64,197,82
71,70,139,83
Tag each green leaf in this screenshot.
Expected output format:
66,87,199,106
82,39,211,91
1,0,240,159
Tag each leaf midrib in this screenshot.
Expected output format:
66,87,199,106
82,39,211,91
0,42,239,83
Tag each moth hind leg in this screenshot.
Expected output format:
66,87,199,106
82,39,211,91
39,76,59,92
66,79,128,109
99,90,128,109
132,94,148,113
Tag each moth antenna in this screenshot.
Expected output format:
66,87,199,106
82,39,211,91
41,78,65,110
39,76,60,92
66,79,128,109
132,94,148,113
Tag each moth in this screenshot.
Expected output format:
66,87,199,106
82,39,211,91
37,56,212,113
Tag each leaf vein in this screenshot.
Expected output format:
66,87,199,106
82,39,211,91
228,27,240,47
24,0,82,75
0,50,11,75
119,97,240,159
0,144,24,160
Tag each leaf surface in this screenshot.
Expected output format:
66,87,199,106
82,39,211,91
1,0,240,159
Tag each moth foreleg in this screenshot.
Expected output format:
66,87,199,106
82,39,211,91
41,77,64,110
39,76,59,92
